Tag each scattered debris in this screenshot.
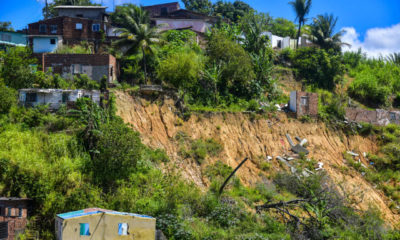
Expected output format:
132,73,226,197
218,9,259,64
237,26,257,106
300,139,308,146
267,156,273,161
315,162,324,171
347,151,359,157
286,134,295,147
291,144,309,155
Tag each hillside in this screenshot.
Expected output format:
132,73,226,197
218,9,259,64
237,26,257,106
115,90,400,227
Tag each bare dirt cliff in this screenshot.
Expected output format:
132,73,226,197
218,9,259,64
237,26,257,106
115,90,400,226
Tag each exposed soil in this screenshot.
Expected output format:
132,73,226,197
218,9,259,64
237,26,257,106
115,90,400,227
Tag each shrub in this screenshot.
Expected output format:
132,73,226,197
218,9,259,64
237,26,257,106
0,84,17,114
157,49,204,91
292,47,344,90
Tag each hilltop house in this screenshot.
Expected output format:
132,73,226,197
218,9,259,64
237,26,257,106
289,91,318,118
19,89,101,110
0,197,31,240
144,2,218,34
55,208,156,240
28,6,118,53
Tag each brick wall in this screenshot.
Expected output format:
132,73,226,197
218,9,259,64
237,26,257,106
144,2,180,17
29,16,106,42
296,92,318,117
39,53,117,82
0,199,30,240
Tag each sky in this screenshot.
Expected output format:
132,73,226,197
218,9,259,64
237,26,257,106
1,0,399,57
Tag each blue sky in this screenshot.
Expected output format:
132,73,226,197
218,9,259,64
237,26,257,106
1,0,400,56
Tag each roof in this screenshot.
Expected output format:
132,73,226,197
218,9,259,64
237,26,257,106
152,9,219,22
54,5,107,9
19,88,100,93
143,2,180,9
57,208,155,220
0,197,31,201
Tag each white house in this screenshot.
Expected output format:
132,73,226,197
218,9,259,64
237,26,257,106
19,89,101,110
30,35,63,53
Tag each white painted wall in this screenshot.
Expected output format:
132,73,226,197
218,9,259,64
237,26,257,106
33,37,62,53
155,19,211,33
289,91,297,112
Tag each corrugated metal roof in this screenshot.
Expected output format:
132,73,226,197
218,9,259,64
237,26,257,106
54,5,107,9
57,208,154,220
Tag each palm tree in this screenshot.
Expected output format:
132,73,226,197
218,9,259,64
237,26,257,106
387,53,400,65
310,14,349,52
112,6,161,81
289,0,312,48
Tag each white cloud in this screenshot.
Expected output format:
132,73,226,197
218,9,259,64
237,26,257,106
341,23,400,58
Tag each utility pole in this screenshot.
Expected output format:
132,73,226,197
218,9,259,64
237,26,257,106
45,0,49,19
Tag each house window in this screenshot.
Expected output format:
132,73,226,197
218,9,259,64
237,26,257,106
110,66,113,77
0,206,3,216
118,223,128,235
300,96,309,106
26,93,37,102
92,24,100,32
277,40,282,48
50,38,56,45
7,207,11,217
161,7,168,16
76,14,83,18
50,25,57,34
39,24,47,33
76,23,83,30
18,207,22,218
390,112,396,121
0,222,8,239
79,223,90,236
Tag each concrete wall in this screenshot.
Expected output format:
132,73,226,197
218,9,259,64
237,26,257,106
155,19,211,33
19,89,101,110
289,91,297,112
58,213,156,240
33,37,62,53
345,108,400,126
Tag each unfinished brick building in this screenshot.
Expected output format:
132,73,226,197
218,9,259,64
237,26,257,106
35,53,117,83
289,91,318,118
0,198,31,240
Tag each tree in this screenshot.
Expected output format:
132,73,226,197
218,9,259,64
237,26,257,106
207,30,255,98
43,0,98,18
110,3,149,28
112,6,161,81
240,11,271,54
0,83,17,114
0,21,14,32
0,47,37,89
182,0,213,15
270,18,297,38
213,0,253,23
289,0,312,48
310,14,348,52
157,49,204,91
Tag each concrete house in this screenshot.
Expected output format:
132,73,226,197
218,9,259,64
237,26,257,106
144,2,218,34
35,53,117,82
0,31,28,49
19,89,101,110
289,91,318,117
54,5,109,22
0,197,31,240
55,208,156,240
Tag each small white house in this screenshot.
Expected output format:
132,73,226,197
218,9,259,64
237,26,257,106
19,89,101,110
31,35,62,53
